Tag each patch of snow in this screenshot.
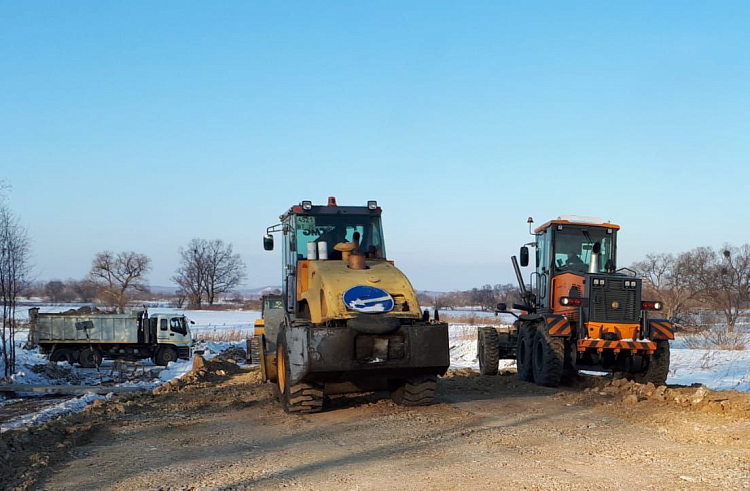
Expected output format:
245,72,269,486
668,348,750,391
1,393,111,433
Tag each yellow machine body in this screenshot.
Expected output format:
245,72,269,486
296,259,422,324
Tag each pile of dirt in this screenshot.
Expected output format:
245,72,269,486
30,363,83,384
59,306,110,315
564,376,750,417
152,355,245,394
216,346,247,364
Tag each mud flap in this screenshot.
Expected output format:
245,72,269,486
284,321,311,386
545,314,571,337
648,319,675,340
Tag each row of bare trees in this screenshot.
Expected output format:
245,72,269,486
29,242,245,314
172,239,246,308
1,183,31,377
83,239,247,312
632,245,750,332
418,284,522,312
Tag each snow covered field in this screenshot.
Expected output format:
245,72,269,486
5,305,750,432
1,305,257,432
449,324,750,391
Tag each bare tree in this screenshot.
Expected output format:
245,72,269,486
0,203,31,378
172,239,208,308
632,252,696,322
44,279,67,302
683,245,750,332
173,239,246,308
89,251,151,313
71,278,98,302
203,239,246,305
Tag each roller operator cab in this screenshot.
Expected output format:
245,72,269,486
477,216,674,387
258,197,450,413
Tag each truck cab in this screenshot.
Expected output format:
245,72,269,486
151,313,193,360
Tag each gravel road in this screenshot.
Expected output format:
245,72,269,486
6,362,750,490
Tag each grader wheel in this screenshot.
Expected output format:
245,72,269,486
531,327,564,388
631,341,670,386
516,323,536,382
478,327,500,376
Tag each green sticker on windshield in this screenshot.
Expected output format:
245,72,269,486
297,216,316,231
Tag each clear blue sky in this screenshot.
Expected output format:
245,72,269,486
2,1,749,291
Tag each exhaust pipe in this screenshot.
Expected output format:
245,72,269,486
589,242,601,274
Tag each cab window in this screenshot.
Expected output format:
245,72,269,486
170,317,187,335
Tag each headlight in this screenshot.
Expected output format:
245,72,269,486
301,200,313,210
367,200,378,210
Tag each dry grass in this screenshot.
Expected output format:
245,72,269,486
193,329,253,342
682,330,750,351
190,301,261,311
448,324,479,342
441,313,508,326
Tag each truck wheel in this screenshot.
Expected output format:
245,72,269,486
532,327,564,387
155,347,178,366
478,327,500,376
276,339,323,413
392,375,438,406
50,348,77,365
632,341,670,386
79,348,102,368
516,323,535,382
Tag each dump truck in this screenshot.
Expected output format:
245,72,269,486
256,197,450,413
29,308,193,367
478,216,674,387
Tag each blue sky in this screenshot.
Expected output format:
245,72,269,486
2,1,749,291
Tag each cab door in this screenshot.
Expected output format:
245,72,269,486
535,229,552,310
282,219,297,316
156,316,170,344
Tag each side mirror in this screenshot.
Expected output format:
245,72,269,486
190,320,196,325
520,246,529,267
263,234,274,251
495,303,507,312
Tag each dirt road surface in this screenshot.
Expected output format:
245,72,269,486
5,361,750,490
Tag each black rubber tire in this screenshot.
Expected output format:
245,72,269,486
391,375,438,406
50,348,77,365
155,347,178,367
516,323,536,382
478,327,500,376
282,382,324,413
248,336,261,365
531,327,564,387
632,341,670,385
78,347,102,368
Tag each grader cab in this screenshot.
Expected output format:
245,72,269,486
478,216,673,387
256,197,450,413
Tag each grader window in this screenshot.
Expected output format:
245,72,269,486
554,228,615,273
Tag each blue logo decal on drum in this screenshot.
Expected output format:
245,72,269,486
343,285,394,313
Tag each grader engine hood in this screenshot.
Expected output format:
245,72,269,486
297,259,422,323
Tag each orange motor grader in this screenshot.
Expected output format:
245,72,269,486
478,216,674,387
